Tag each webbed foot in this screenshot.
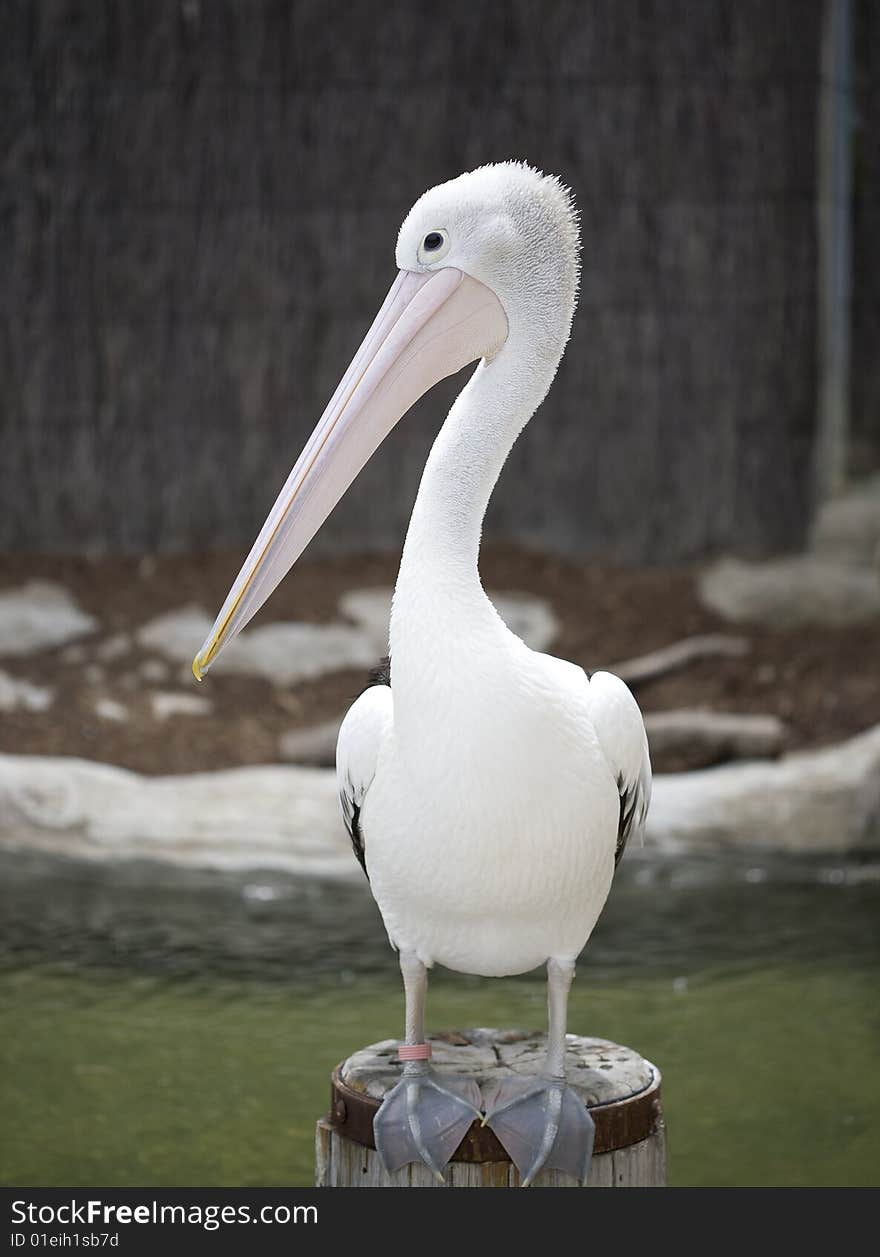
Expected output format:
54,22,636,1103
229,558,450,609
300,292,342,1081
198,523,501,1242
483,1074,595,1186
373,1068,482,1182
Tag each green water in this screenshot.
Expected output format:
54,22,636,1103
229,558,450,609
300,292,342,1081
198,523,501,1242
1,850,878,1187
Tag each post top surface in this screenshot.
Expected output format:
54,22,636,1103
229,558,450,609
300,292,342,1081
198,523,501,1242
341,1027,655,1108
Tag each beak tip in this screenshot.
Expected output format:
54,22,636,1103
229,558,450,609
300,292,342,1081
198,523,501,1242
192,653,205,683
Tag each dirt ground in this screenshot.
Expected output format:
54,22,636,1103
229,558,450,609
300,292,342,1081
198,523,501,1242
1,546,878,775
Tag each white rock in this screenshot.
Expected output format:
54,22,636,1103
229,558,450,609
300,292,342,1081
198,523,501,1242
0,756,354,877
137,588,559,686
0,724,876,872
136,606,214,665
150,691,212,720
0,582,98,658
643,708,786,765
810,473,880,566
649,723,880,854
340,586,558,652
96,633,132,662
227,620,377,684
137,606,376,685
139,659,169,683
0,670,54,713
93,697,128,723
700,556,880,628
490,591,559,652
702,478,880,628
336,588,392,648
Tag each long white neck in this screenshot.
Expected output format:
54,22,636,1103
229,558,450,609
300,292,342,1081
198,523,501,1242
390,332,561,701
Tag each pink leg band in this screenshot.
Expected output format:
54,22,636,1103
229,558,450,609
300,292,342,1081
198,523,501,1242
398,1042,432,1061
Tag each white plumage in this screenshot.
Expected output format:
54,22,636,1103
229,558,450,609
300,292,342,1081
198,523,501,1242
339,647,649,977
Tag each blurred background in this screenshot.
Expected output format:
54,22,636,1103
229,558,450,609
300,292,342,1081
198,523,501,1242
1,0,878,1188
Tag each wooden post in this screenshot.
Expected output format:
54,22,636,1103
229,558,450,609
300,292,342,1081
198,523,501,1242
315,1028,665,1187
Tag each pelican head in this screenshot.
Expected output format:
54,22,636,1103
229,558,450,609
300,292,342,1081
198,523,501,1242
191,162,579,679
397,162,580,356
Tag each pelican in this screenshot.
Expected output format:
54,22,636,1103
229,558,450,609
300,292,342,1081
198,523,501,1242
191,163,651,1185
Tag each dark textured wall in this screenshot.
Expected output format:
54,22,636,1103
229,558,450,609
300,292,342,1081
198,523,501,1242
852,0,880,476
1,0,824,559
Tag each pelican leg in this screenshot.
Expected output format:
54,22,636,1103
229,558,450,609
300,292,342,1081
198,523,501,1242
483,958,595,1185
373,951,482,1183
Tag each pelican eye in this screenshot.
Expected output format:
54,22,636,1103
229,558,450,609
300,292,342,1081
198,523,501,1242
417,228,450,265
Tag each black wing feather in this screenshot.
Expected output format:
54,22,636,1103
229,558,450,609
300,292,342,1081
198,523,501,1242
338,657,392,881
614,754,650,869
615,773,637,867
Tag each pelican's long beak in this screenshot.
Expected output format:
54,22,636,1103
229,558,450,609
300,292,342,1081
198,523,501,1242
192,267,508,679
